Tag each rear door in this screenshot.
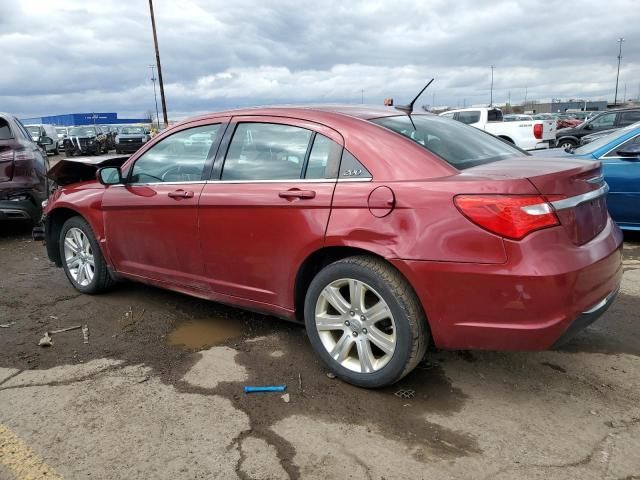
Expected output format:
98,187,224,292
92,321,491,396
102,120,227,286
198,117,342,308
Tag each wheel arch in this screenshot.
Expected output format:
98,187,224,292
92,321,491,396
45,207,88,266
293,246,426,326
497,135,515,144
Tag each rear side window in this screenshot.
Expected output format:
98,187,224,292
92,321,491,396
372,115,526,170
339,150,371,179
304,134,341,179
487,109,503,122
618,111,640,127
0,118,13,140
222,123,312,181
456,111,481,124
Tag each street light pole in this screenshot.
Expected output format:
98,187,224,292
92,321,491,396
490,65,495,107
149,65,160,130
148,0,168,128
614,37,625,106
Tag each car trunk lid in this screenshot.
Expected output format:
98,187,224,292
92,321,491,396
463,157,609,244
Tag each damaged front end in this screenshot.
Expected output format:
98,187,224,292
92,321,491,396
46,154,129,186
63,135,105,156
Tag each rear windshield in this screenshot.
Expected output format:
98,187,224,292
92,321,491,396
372,115,526,170
0,118,13,140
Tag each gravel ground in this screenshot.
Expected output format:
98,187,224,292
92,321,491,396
0,211,638,479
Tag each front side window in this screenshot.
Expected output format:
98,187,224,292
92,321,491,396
456,111,481,125
603,134,640,158
222,123,312,181
372,115,526,170
131,124,220,183
590,113,616,129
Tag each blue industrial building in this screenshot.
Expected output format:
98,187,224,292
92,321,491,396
21,112,149,126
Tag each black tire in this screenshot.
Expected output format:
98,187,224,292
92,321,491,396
304,256,428,388
558,138,577,151
59,216,115,294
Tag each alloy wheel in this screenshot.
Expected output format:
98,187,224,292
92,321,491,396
315,278,396,373
63,227,95,287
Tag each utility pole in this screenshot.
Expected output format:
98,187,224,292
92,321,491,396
489,65,495,106
614,37,625,106
148,0,168,128
149,65,161,130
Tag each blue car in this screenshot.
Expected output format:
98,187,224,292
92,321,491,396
533,122,640,231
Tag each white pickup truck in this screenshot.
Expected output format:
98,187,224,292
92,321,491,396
440,107,556,151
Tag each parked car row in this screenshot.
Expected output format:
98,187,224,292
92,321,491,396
555,107,640,150
25,123,152,156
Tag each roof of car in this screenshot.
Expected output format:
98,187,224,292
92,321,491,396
180,104,431,125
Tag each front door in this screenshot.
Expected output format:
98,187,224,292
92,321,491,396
198,117,343,309
601,133,640,229
102,122,226,287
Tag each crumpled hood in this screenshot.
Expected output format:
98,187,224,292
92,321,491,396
47,154,129,185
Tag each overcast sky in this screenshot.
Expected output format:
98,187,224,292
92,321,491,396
1,0,639,120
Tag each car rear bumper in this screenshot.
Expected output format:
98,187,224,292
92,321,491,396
391,218,624,351
0,199,39,221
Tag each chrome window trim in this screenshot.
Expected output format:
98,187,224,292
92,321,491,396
110,178,373,187
549,183,609,211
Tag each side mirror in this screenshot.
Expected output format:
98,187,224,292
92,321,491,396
97,167,123,185
38,136,54,146
616,144,640,159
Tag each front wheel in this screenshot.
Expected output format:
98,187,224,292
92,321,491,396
59,217,115,294
304,256,428,388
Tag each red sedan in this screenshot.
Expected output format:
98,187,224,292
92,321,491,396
38,106,623,388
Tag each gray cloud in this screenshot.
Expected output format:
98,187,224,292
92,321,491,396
1,0,638,119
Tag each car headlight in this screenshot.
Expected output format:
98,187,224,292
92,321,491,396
141,137,148,142
115,136,120,144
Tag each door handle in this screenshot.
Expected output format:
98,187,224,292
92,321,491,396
278,189,316,200
167,189,194,199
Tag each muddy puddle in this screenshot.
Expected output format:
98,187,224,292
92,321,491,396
167,318,243,350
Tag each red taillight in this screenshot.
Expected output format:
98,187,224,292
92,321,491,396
533,123,543,140
454,195,559,240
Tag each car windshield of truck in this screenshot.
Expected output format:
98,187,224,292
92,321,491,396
119,127,145,134
573,122,640,155
68,127,97,136
26,126,40,137
372,115,526,170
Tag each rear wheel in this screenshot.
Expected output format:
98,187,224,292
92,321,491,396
558,138,577,151
59,217,115,294
304,256,428,388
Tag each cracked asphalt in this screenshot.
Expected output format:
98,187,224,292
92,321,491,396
0,216,639,479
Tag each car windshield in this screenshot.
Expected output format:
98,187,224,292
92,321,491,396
372,115,526,169
68,127,97,136
119,127,145,134
574,122,640,155
26,126,40,136
56,128,66,134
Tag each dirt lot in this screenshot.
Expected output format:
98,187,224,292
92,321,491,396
0,211,639,479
